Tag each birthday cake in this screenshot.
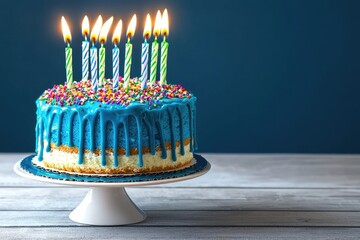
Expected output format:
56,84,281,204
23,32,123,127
33,78,197,174
32,10,197,174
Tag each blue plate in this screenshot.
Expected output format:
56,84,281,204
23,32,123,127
20,154,209,183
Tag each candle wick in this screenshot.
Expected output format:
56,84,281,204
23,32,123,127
145,33,150,42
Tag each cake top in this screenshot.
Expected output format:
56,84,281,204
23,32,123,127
39,77,193,108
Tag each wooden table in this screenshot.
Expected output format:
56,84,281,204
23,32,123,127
1,153,360,239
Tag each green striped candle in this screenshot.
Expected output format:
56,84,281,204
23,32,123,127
159,39,168,85
98,17,114,88
150,10,162,85
61,17,73,88
159,9,169,85
123,40,132,89
150,39,158,84
98,45,105,86
123,14,137,90
65,45,73,88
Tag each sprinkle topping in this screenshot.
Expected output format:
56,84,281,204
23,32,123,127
39,78,192,107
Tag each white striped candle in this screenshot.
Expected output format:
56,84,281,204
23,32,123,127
89,15,103,92
82,40,89,80
140,42,149,89
112,20,122,90
90,46,98,91
141,14,152,90
81,16,90,81
112,46,120,89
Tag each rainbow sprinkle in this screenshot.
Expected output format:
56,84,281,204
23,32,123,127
39,78,192,107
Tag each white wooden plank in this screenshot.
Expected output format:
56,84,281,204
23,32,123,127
2,153,360,239
1,210,360,227
2,153,360,188
2,187,360,211
0,153,46,187
1,227,360,240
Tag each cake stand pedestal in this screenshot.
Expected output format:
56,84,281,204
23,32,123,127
13,154,210,226
69,187,145,225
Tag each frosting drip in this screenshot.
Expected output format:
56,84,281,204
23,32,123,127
35,97,197,167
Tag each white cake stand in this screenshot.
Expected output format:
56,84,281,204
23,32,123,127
14,156,210,226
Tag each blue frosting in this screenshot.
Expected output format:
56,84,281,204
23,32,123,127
35,97,197,167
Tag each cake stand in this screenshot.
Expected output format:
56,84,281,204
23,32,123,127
13,154,210,226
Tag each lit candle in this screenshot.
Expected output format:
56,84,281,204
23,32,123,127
81,16,90,81
98,17,114,87
112,20,122,89
90,15,103,91
160,9,169,85
123,14,137,90
150,11,162,85
140,14,152,90
61,16,73,88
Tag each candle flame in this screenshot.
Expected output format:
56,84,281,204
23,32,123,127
82,15,89,38
90,15,103,43
143,14,152,39
112,20,122,44
161,9,169,37
61,16,71,44
126,14,137,39
99,17,114,44
153,10,162,38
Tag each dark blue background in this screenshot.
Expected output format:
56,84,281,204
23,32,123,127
1,0,360,153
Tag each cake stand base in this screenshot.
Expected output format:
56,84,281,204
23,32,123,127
69,187,146,225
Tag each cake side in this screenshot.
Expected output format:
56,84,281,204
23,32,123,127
34,78,197,174
33,143,193,174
